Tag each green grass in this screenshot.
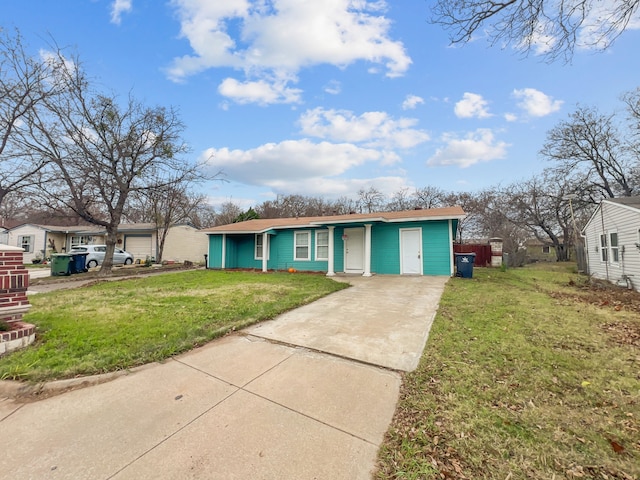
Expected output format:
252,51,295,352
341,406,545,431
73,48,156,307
376,263,639,479
0,270,347,382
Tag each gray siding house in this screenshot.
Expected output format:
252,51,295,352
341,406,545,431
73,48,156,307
582,197,640,292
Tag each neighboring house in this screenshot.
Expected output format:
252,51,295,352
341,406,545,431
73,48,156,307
0,227,7,245
203,207,466,276
7,223,208,264
524,238,564,262
582,197,640,292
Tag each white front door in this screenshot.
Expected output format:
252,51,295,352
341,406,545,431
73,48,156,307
344,227,364,273
400,228,422,275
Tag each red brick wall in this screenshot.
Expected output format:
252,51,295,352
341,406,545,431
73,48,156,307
0,249,30,323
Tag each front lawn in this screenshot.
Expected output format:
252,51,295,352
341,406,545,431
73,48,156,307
0,270,347,382
376,263,639,479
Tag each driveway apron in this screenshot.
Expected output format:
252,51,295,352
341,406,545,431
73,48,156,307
0,275,448,480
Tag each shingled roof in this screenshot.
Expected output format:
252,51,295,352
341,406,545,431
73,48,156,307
203,206,466,234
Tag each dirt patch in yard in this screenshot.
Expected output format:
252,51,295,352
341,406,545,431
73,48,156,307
549,278,640,349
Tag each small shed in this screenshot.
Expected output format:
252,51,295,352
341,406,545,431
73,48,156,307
582,197,640,292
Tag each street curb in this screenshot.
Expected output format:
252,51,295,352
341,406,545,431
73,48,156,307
0,363,159,402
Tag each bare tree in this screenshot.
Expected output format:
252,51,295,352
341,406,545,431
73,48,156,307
215,201,243,226
0,29,64,207
541,105,638,200
413,186,446,209
22,51,198,275
127,185,208,262
431,0,640,61
443,191,484,242
500,172,575,261
356,187,385,213
385,187,414,211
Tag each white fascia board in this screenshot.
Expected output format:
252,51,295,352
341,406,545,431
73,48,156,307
386,214,466,223
310,217,386,226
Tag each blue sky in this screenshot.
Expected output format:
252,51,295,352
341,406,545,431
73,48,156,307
5,1,640,210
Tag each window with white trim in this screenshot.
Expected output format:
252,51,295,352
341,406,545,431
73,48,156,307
255,234,265,259
71,235,93,246
294,231,310,261
600,234,608,262
609,232,619,263
18,235,34,253
315,230,329,260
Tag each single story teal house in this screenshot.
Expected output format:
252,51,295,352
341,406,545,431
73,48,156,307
203,207,465,276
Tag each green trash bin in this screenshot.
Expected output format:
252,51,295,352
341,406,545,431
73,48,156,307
50,253,72,276
454,252,476,278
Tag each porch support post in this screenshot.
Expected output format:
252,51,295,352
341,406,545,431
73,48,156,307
326,226,335,276
262,233,269,273
448,219,454,276
363,223,372,277
221,234,226,269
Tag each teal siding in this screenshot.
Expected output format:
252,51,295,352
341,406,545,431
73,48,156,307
371,223,401,274
207,219,454,275
334,228,345,272
423,220,452,275
269,229,329,272
208,235,223,268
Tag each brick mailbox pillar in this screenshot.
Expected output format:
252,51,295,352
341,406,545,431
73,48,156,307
489,237,504,267
0,245,35,356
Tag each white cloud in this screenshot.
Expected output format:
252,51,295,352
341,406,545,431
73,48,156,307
512,88,563,117
298,107,429,149
262,175,408,197
504,113,518,122
218,77,302,104
202,139,395,187
168,0,411,103
323,80,341,95
402,94,424,110
110,0,132,25
454,92,492,119
427,129,509,168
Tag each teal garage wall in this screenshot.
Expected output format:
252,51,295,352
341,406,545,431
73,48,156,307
422,220,452,275
208,235,223,268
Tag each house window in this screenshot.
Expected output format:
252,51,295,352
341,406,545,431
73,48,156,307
542,245,550,254
294,231,310,261
71,235,92,246
600,234,608,262
255,234,265,260
315,230,329,260
18,235,34,253
610,232,619,263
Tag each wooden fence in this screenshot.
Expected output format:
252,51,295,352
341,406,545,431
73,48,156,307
453,244,493,267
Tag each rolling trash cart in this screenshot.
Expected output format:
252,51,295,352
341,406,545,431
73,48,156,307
454,252,476,278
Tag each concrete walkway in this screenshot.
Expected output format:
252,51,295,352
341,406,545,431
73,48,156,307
0,275,448,480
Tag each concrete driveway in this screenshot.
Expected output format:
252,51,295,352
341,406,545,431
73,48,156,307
247,275,447,371
0,274,448,480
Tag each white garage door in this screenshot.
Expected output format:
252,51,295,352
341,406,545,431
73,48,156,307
124,235,152,262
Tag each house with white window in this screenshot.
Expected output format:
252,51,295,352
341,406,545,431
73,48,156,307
582,197,640,292
203,207,466,276
7,223,208,264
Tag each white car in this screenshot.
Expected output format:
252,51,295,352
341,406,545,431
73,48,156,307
70,245,134,268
